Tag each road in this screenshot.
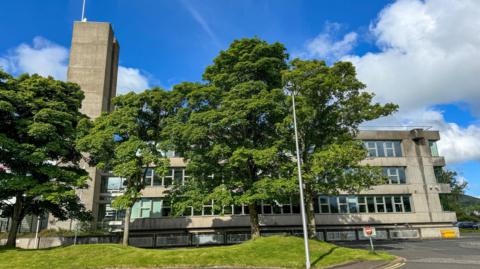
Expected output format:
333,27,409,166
337,234,480,269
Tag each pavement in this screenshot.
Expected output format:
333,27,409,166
335,233,480,269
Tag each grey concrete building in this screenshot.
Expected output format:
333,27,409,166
95,130,458,246
49,21,458,246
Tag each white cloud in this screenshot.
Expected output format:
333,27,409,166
0,37,150,95
116,66,150,95
342,0,480,115
0,36,68,80
327,0,480,164
300,22,358,60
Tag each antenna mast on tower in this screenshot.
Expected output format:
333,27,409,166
81,0,87,22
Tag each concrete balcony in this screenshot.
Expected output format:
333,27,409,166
432,156,446,166
436,183,452,193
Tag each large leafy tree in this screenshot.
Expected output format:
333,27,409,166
282,59,398,237
0,71,90,247
168,38,296,238
76,89,173,246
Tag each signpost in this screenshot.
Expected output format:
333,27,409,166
363,226,376,253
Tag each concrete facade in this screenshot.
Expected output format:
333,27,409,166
94,129,458,243
49,21,119,229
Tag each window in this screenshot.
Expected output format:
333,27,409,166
367,197,375,213
358,196,367,213
144,168,154,186
338,197,348,213
100,176,125,193
173,168,184,185
376,197,386,212
203,201,214,216
318,195,412,214
329,197,339,213
347,196,358,213
365,141,378,157
403,196,412,212
142,167,188,187
363,141,402,157
429,141,439,157
383,167,406,184
319,196,330,213
393,196,404,212
262,201,272,214
131,198,166,219
98,203,125,221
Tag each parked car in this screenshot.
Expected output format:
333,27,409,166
456,221,479,229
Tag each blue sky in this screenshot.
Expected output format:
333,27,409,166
1,0,479,196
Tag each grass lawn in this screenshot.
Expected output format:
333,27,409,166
0,235,394,269
459,228,480,233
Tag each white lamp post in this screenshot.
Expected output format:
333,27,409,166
291,91,311,269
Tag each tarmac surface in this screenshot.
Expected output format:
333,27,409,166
336,233,480,269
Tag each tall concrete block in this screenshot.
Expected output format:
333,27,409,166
66,21,119,225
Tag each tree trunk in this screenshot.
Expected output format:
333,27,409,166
248,203,261,239
122,206,132,246
304,182,317,238
6,194,24,248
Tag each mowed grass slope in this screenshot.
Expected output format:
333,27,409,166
0,236,394,269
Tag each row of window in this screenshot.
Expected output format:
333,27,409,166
317,195,412,214
100,166,411,194
98,194,413,221
100,168,191,192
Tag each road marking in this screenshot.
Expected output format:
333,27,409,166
383,261,406,269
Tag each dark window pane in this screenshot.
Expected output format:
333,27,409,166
273,205,282,214
359,205,367,213
403,196,412,212
233,205,243,215
376,142,385,157
163,177,172,187
203,207,212,216
153,174,162,186
367,197,375,212
263,204,272,214
243,205,250,214
321,205,329,213
329,197,339,213
399,168,406,184
385,196,394,212
313,197,320,213
292,204,300,214
174,169,183,185
339,205,348,213
282,204,292,214
394,141,402,157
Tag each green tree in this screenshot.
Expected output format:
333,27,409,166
437,169,469,219
0,71,91,247
76,89,174,246
282,59,398,237
168,38,296,238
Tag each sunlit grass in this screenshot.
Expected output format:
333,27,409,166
0,235,394,268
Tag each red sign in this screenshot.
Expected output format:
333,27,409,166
363,226,376,237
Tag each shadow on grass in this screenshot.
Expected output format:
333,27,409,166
311,246,338,267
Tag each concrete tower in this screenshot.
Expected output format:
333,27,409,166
67,21,120,225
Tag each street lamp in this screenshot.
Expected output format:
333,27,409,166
291,90,311,269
